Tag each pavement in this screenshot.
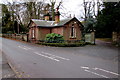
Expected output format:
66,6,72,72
0,51,16,79
0,37,120,79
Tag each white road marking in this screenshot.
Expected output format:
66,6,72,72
18,46,28,50
23,46,32,49
34,52,60,62
81,66,90,69
7,74,11,77
41,51,70,61
81,66,119,78
84,69,109,78
93,67,119,76
18,46,32,50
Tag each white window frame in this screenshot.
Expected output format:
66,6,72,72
70,25,76,38
32,28,35,38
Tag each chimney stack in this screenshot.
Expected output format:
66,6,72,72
44,11,50,21
69,14,72,18
55,8,60,23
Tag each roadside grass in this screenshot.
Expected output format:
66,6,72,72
96,38,112,42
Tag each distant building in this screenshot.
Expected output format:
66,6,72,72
28,9,84,42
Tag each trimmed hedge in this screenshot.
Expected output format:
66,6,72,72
38,42,86,47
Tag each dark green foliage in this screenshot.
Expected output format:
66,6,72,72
2,4,14,33
95,2,120,38
2,4,28,34
45,33,64,43
14,21,28,33
84,17,96,33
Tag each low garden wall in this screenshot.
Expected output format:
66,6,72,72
112,32,120,46
1,33,86,47
85,32,95,44
2,34,28,42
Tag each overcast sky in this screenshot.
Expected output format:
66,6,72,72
46,0,85,20
0,0,120,20
0,0,85,20
58,0,84,19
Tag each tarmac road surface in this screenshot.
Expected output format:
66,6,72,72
1,37,119,79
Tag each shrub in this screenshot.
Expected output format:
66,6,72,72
45,33,64,43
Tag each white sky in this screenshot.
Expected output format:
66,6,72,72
59,0,84,19
44,0,85,20
0,0,85,20
0,0,120,20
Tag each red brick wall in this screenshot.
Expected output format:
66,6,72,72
52,27,63,35
29,22,37,42
40,28,51,40
28,28,32,40
63,20,82,40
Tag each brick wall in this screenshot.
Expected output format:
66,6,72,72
40,28,51,40
52,27,63,36
63,20,82,40
112,32,120,45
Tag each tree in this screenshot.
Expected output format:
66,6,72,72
2,0,46,33
95,2,120,38
7,2,25,33
49,0,62,20
2,0,64,34
82,0,102,33
2,4,14,33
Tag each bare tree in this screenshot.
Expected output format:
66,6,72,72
83,0,88,21
49,0,63,20
50,0,56,20
8,2,26,33
82,0,102,33
21,0,45,26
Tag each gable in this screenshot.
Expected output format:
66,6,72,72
64,17,84,28
28,20,36,28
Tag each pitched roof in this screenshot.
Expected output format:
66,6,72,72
31,19,55,27
57,18,73,26
31,17,78,28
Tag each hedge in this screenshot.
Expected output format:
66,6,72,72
38,42,86,47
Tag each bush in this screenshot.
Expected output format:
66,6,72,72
45,33,64,43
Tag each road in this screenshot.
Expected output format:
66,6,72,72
1,37,119,78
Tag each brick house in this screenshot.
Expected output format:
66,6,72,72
28,10,84,42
